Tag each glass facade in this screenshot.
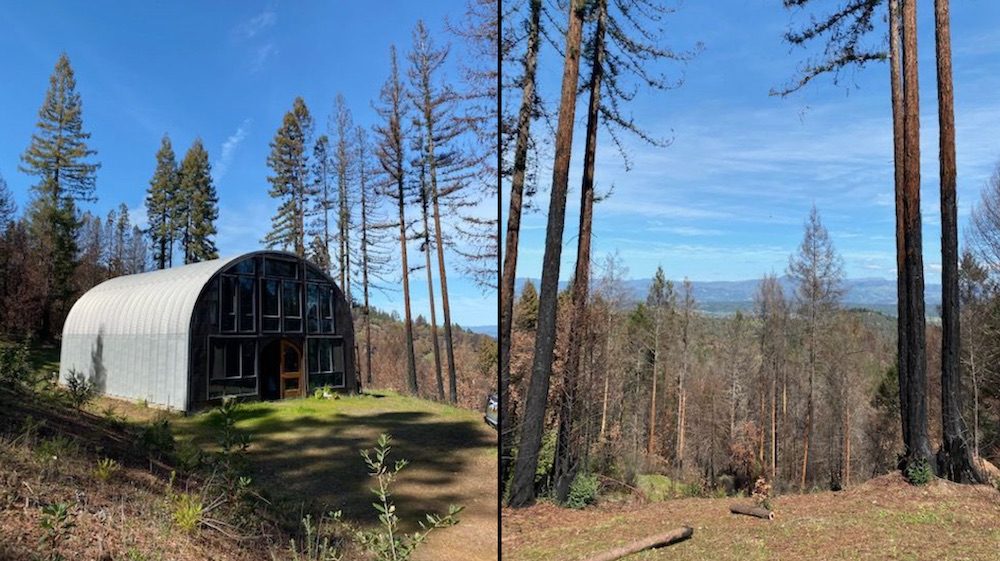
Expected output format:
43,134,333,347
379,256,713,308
195,254,350,403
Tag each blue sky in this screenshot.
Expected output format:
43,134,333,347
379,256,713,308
0,1,496,327
507,0,1000,286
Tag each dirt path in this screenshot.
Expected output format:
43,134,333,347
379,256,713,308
503,473,1000,561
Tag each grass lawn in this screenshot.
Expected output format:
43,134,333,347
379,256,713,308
162,390,498,561
502,472,1000,561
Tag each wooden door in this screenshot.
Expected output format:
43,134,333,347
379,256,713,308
280,339,304,399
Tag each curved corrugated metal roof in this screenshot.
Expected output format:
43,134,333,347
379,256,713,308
62,256,239,337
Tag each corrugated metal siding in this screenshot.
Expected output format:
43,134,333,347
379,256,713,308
59,256,242,410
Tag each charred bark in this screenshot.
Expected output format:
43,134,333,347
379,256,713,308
935,0,983,484
500,0,541,490
507,0,586,508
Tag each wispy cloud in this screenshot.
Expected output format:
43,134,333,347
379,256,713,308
234,10,276,40
250,43,277,73
215,119,252,182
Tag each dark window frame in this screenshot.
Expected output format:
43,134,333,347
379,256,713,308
261,278,281,333
306,337,346,389
207,337,258,382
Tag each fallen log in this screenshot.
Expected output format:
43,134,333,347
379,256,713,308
729,503,774,520
581,526,693,561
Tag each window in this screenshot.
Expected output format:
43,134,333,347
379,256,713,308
320,288,334,333
306,284,320,333
306,283,335,333
221,277,237,332
231,258,256,276
239,277,255,332
265,258,298,278
262,279,280,332
208,338,257,399
306,267,327,282
308,338,345,390
283,281,302,332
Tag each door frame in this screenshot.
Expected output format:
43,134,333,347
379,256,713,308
279,338,304,399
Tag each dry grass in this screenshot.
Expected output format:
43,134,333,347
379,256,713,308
502,472,1000,561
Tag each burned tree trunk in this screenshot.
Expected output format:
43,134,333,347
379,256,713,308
582,527,693,561
730,504,775,520
507,0,586,508
500,0,541,490
901,0,934,471
889,0,910,458
553,0,607,503
935,0,983,484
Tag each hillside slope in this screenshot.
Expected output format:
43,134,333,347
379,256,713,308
503,473,1000,561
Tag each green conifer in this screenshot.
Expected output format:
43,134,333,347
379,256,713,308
264,97,314,257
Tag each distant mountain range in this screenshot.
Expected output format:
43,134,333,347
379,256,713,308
465,325,498,339
515,276,942,318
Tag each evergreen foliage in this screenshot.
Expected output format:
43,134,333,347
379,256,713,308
265,97,315,257
179,139,219,263
18,53,101,338
146,135,180,269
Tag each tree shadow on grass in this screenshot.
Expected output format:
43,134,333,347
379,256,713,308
226,409,494,531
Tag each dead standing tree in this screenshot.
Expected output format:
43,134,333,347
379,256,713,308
775,0,934,475
551,0,700,504
373,46,419,395
507,0,586,509
500,0,543,488
935,0,983,483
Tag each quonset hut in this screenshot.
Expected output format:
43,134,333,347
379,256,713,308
59,251,356,411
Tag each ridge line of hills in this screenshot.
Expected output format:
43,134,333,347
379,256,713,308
514,276,943,318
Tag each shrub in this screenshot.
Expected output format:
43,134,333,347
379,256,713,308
565,472,600,509
171,492,203,533
39,502,74,559
175,440,204,475
354,434,462,561
905,458,933,486
140,418,176,461
93,457,120,482
752,476,773,511
275,512,344,561
215,398,251,475
0,341,32,388
36,435,78,464
313,385,334,400
65,368,96,410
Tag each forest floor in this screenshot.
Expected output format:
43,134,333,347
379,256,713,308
502,472,1000,561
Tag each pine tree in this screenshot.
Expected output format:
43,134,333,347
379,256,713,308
109,202,130,276
374,46,419,395
264,97,314,257
332,94,355,302
508,0,586,509
500,0,543,488
146,135,179,269
413,134,445,401
408,19,469,404
354,126,393,387
179,139,218,263
0,174,15,227
19,53,100,338
448,0,500,291
309,134,334,273
787,205,844,489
